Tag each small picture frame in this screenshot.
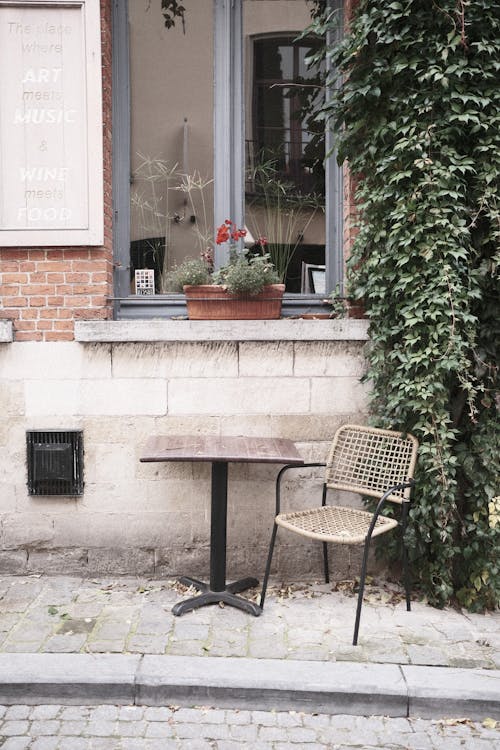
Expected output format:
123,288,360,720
135,269,155,295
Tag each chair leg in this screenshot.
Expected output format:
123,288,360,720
353,536,371,646
323,541,330,584
401,504,411,611
260,522,278,610
403,542,411,611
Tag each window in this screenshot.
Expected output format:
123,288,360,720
249,35,324,197
112,0,343,317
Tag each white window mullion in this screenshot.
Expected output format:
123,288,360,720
213,0,244,267
325,0,344,294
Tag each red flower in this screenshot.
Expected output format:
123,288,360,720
216,219,246,246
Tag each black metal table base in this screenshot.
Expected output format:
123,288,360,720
172,576,261,616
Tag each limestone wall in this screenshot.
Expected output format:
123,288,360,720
0,320,370,580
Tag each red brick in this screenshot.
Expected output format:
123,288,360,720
57,309,73,319
45,331,74,341
2,273,28,283
90,273,109,283
64,296,91,307
46,250,65,259
65,273,90,283
53,320,74,331
43,261,69,273
15,331,43,341
28,297,47,307
4,296,27,307
20,309,39,320
19,261,37,272
26,272,48,283
0,261,20,271
36,320,54,331
77,261,107,273
16,320,36,330
0,285,19,296
47,273,66,283
47,296,65,306
1,250,26,261
24,285,55,295
91,296,109,307
55,285,74,294
74,307,110,320
65,249,91,260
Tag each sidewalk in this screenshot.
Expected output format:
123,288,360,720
0,574,499,719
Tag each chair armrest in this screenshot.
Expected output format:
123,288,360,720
275,462,326,515
366,479,417,540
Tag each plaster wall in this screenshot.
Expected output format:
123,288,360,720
0,330,370,580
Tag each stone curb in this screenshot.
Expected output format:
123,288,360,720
1,654,499,719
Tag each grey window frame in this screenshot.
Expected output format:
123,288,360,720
111,0,343,319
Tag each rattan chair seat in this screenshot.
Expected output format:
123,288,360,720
276,505,399,544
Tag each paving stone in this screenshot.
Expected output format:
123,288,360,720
30,705,61,720
29,720,61,735
144,722,175,738
30,738,59,750
44,634,88,652
59,707,90,720
57,739,89,750
116,720,148,737
0,739,31,750
229,723,259,740
85,719,117,736
88,705,119,721
4,706,30,720
59,721,88,735
118,706,146,721
0,720,29,735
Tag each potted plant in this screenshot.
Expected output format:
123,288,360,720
166,220,285,320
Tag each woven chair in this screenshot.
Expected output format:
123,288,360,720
260,424,419,645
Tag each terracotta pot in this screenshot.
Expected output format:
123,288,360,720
184,284,285,320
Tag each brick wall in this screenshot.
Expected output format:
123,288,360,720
0,0,113,342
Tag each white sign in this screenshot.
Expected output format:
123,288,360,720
0,0,103,246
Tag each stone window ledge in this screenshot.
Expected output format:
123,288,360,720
0,320,13,343
75,318,369,343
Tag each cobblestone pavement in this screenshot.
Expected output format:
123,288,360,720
0,575,499,670
0,704,499,749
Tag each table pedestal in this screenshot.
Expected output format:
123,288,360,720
172,461,261,617
172,575,261,616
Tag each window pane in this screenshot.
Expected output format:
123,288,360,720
128,1,214,294
244,0,325,293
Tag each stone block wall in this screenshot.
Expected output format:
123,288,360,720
0,321,371,580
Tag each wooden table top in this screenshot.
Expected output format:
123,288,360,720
140,435,304,465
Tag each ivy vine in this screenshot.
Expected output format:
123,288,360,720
310,0,499,609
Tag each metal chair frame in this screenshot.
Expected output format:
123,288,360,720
260,424,418,645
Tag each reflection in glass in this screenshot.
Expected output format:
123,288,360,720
244,0,326,292
128,0,214,293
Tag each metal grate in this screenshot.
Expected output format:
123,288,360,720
26,430,83,496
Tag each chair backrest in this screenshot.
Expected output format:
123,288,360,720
325,424,419,504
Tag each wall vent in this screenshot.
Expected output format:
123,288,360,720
27,430,84,496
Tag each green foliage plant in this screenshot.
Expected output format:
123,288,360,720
166,219,280,296
211,218,280,295
309,0,499,609
164,258,211,292
246,156,324,283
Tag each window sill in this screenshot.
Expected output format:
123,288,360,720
75,318,369,343
0,320,13,343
